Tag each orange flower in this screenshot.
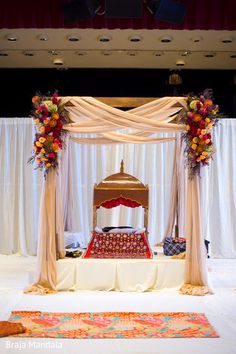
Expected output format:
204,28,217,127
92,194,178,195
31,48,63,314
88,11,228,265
46,163,52,168
47,136,54,142
43,119,49,125
192,137,198,143
193,114,201,122
36,157,41,164
205,117,211,123
49,120,57,128
39,126,45,133
204,99,213,106
32,96,39,103
40,148,45,154
201,129,206,135
191,143,197,150
186,125,190,131
52,143,60,152
202,151,208,156
34,119,40,125
51,112,59,120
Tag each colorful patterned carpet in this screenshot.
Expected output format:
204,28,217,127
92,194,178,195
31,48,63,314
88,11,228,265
9,311,219,339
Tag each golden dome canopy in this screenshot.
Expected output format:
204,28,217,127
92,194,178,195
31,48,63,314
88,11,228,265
94,160,148,208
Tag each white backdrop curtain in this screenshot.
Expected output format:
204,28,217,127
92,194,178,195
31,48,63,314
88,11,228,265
0,118,43,255
0,118,236,258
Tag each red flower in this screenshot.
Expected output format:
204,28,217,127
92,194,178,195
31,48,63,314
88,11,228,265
45,126,51,133
49,152,55,159
52,93,58,104
56,121,63,129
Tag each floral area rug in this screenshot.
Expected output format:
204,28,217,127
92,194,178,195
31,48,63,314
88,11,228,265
9,311,219,339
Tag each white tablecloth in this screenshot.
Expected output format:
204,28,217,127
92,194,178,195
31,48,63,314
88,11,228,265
56,255,185,292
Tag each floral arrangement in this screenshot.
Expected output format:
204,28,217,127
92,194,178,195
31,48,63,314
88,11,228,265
180,89,220,177
29,92,68,175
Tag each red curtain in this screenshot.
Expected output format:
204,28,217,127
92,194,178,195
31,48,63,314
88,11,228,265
98,197,141,209
1,0,236,30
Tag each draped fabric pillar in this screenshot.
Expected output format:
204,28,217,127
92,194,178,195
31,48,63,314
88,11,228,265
163,135,187,239
24,169,65,295
59,134,76,231
180,177,212,296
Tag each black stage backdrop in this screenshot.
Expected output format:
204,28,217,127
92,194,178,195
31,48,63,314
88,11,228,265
0,68,235,117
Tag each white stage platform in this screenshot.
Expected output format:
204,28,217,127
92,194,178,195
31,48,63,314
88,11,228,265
56,251,185,292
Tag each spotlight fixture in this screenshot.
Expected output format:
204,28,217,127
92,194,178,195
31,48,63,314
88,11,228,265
128,35,142,42
181,51,191,56
62,0,100,22
146,0,186,24
0,51,8,56
37,34,49,41
6,34,19,41
53,58,64,65
67,35,80,42
23,51,35,57
204,53,216,58
127,51,139,56
102,50,113,56
221,37,234,44
48,50,60,55
159,35,173,43
105,0,143,18
191,36,202,43
175,60,185,67
153,51,164,56
75,51,87,56
98,35,112,42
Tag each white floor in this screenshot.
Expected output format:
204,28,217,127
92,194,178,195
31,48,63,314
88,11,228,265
0,255,236,354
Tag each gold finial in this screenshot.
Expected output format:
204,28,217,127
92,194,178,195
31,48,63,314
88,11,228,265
120,159,124,173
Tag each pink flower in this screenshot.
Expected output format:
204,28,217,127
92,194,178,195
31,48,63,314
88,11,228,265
49,152,55,159
52,93,58,104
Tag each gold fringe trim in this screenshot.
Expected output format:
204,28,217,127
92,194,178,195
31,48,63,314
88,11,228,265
24,285,57,295
171,252,186,259
179,284,213,296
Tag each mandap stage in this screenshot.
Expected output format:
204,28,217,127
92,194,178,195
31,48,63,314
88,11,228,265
54,250,185,292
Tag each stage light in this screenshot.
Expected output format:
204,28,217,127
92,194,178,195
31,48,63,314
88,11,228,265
159,35,173,43
53,58,64,65
146,0,186,24
105,0,142,18
62,0,100,22
175,60,185,67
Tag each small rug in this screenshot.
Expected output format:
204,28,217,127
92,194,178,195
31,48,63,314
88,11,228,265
9,312,219,339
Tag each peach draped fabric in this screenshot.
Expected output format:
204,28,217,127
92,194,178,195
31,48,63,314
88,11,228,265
24,169,65,294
